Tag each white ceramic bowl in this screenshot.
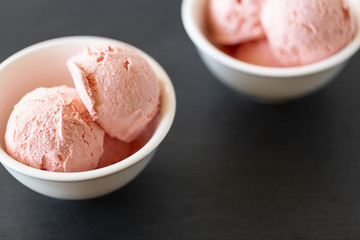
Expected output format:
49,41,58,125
181,0,360,103
0,36,176,200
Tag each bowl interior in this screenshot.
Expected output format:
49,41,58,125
0,36,176,181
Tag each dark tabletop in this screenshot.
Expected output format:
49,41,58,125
1,0,360,239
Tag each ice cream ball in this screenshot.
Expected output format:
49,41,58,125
207,0,265,45
5,86,105,172
67,43,160,142
261,0,357,66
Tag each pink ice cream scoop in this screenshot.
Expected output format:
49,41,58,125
224,39,283,67
97,111,160,169
97,134,133,169
5,86,105,172
67,43,160,142
261,0,357,67
207,0,265,45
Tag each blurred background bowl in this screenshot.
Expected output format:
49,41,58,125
181,0,360,103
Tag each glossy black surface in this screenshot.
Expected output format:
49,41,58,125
1,0,360,239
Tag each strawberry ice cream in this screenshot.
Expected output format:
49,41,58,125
261,0,357,66
97,113,160,169
207,0,357,67
207,0,265,45
5,86,105,172
4,42,162,172
67,43,160,142
221,39,282,67
97,134,133,169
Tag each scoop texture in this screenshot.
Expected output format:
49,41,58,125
67,43,160,142
5,86,105,172
207,0,265,45
261,0,356,66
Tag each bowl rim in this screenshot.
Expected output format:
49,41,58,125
0,36,176,182
181,0,360,78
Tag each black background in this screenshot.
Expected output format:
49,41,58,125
1,0,360,239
